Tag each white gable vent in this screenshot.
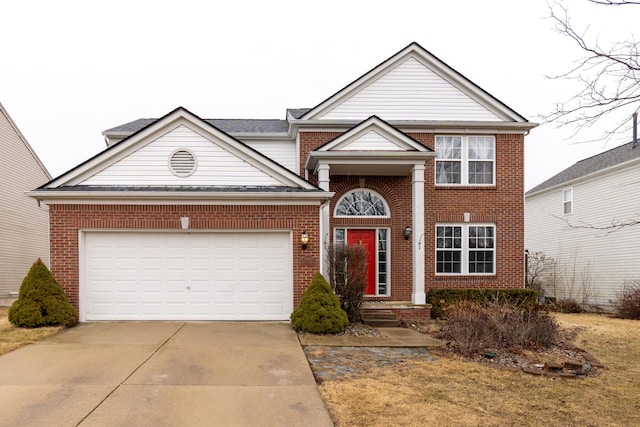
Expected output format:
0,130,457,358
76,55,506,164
169,149,197,177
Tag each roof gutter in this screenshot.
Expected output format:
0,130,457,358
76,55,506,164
26,190,335,206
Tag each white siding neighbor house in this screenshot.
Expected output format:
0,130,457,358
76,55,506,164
0,102,51,305
525,141,640,310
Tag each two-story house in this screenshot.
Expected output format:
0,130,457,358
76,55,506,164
28,43,536,321
526,140,640,310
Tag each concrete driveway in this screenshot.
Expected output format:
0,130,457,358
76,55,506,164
0,322,333,427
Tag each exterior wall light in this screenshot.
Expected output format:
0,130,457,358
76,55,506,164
403,226,412,240
301,230,309,250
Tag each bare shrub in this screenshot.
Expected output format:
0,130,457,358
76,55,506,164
327,244,368,323
613,281,640,320
441,301,491,356
526,251,555,298
441,298,559,355
556,298,582,313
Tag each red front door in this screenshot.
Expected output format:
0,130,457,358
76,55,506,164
347,229,377,295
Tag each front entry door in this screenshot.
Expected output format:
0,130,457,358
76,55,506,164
347,229,376,295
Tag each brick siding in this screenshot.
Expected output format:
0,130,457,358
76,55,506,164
49,204,320,310
301,131,526,300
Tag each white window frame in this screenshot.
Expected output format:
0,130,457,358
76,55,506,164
563,188,573,215
334,227,391,296
435,135,496,186
435,223,496,276
334,188,390,218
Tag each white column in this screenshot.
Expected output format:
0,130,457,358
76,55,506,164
317,163,331,278
412,163,426,304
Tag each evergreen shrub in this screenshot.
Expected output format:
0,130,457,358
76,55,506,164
8,259,78,328
290,272,349,334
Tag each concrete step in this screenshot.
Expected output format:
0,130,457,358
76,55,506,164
361,309,396,320
362,318,401,328
361,309,400,327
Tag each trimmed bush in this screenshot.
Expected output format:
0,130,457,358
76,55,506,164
291,272,349,334
8,259,78,328
427,288,538,319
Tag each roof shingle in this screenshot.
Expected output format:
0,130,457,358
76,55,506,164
527,141,640,195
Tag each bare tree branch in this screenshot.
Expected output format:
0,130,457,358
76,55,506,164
555,214,640,235
541,1,640,143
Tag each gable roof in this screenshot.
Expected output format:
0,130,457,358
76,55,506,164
300,42,531,124
104,117,290,137
38,107,323,193
0,102,51,180
305,115,435,175
315,115,432,152
527,141,640,195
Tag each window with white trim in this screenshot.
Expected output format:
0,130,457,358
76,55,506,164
334,189,389,217
436,224,495,274
435,136,495,185
563,188,573,214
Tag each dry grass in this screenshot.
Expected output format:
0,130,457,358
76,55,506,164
318,313,640,426
0,307,63,356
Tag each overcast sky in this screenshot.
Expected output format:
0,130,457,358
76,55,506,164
1,0,635,190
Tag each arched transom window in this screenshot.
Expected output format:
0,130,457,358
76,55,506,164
334,189,389,217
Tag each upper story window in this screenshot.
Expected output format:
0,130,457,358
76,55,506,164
563,188,573,214
435,136,495,186
335,189,389,217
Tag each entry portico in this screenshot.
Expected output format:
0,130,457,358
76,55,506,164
305,116,435,304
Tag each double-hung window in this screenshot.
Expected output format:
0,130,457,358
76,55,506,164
436,224,496,274
435,136,495,185
563,188,573,214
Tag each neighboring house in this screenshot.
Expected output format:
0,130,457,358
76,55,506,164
0,102,51,305
525,141,640,310
28,42,536,322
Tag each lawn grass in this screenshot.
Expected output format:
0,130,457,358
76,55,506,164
319,313,640,426
0,307,63,356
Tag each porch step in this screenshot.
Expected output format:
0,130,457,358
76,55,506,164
361,309,400,327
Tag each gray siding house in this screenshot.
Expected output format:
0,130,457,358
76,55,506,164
525,141,640,310
0,102,50,305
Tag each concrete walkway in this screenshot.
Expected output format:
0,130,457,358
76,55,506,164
0,322,333,427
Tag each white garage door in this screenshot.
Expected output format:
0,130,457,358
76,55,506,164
82,231,292,321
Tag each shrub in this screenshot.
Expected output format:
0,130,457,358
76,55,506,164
555,298,582,313
427,288,538,319
290,272,349,334
327,244,368,323
8,259,78,328
613,281,640,319
441,297,558,356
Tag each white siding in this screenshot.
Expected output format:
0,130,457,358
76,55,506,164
318,57,501,121
335,130,405,151
243,139,296,171
83,125,284,186
525,162,640,310
0,106,50,302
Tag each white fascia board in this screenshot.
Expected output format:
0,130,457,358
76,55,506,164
318,117,429,152
290,120,537,134
306,151,436,172
26,190,335,206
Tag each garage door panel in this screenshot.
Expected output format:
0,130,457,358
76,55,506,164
83,232,292,321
